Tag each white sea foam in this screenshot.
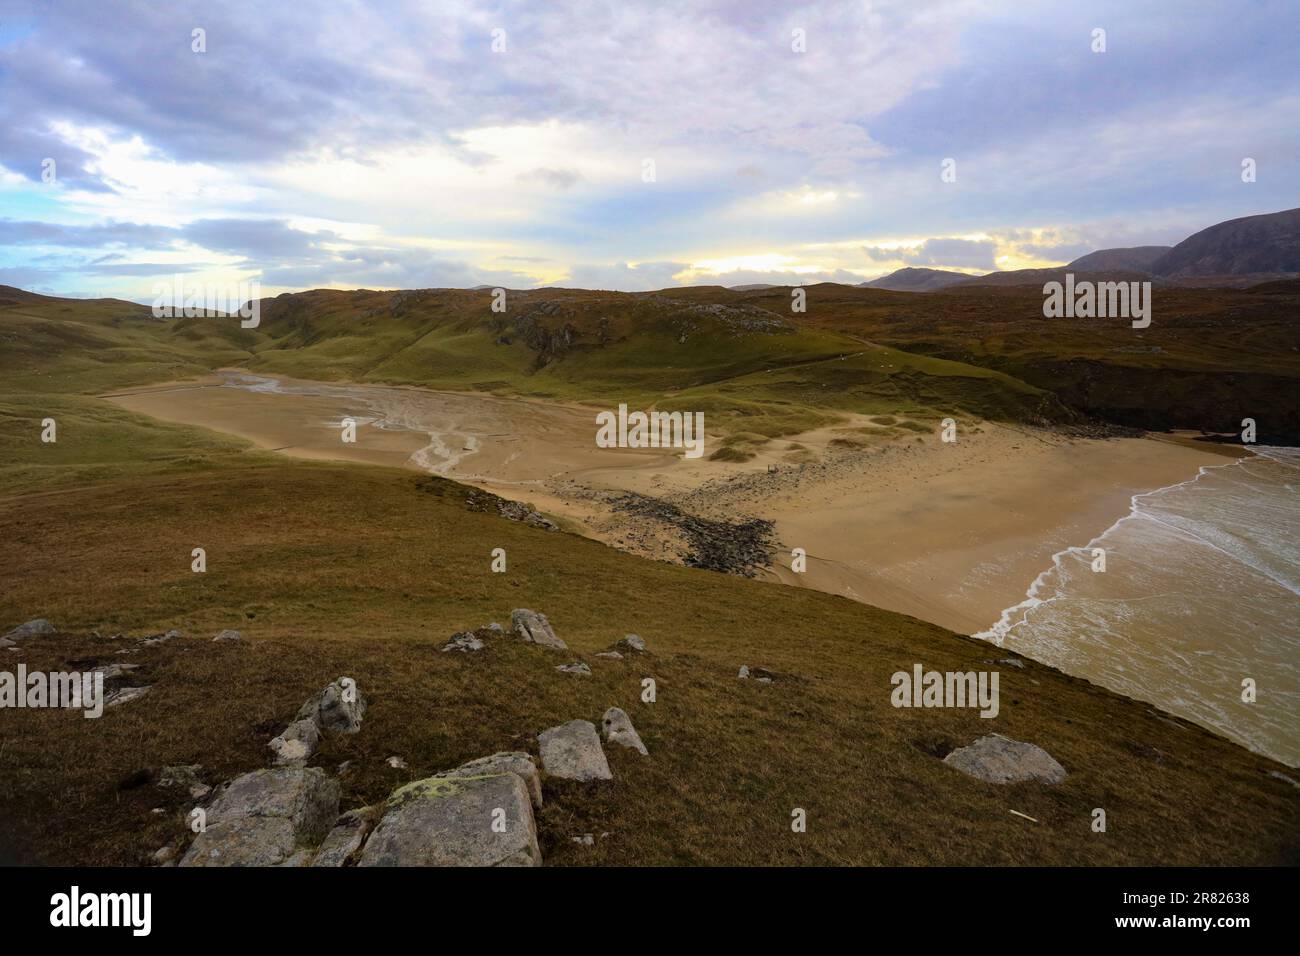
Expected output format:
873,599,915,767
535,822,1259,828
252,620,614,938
976,447,1300,765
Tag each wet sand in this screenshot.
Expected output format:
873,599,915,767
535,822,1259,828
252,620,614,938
104,370,1229,636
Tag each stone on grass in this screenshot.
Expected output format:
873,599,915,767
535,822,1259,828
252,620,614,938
311,808,378,867
442,631,485,653
296,678,366,734
179,767,340,867
511,608,566,649
105,685,150,707
269,718,321,766
432,751,543,810
386,756,407,769
737,665,750,679
538,719,611,782
594,651,623,661
555,662,591,677
159,764,211,801
601,706,648,755
212,629,242,643
357,773,540,867
2,619,55,642
617,634,647,653
943,735,1066,785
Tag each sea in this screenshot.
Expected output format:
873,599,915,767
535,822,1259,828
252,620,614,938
976,447,1300,767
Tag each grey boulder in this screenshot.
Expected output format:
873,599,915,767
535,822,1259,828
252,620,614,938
432,751,543,809
357,773,540,867
311,808,378,867
943,735,1067,785
442,631,485,653
601,706,648,756
296,677,366,734
2,619,55,642
511,608,566,650
269,718,321,766
538,719,611,782
179,767,340,866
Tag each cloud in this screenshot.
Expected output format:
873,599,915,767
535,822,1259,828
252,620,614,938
863,238,997,270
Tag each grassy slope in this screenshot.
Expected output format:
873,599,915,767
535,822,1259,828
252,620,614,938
1,289,1297,865
2,460,1298,866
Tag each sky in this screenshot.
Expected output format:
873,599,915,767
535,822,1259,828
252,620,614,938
0,0,1297,300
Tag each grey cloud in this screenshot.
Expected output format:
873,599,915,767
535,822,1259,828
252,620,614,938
863,238,997,270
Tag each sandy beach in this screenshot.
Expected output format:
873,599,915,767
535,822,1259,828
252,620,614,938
104,371,1232,636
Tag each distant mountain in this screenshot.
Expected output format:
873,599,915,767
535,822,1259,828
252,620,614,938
861,267,971,292
950,267,1164,291
1150,207,1300,278
1067,246,1171,273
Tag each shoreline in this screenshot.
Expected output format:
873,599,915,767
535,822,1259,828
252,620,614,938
104,371,1233,638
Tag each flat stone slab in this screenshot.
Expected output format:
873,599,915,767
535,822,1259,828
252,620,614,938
538,719,611,782
2,619,55,642
433,751,543,809
180,767,339,866
943,735,1067,784
357,773,540,867
511,608,567,649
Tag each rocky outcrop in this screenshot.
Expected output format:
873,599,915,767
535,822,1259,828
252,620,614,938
538,719,611,782
432,751,543,809
943,735,1067,784
310,808,378,867
357,773,540,867
512,609,566,649
179,767,340,866
601,707,648,755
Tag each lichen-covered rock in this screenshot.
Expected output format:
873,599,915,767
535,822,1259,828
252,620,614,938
943,735,1067,784
2,619,55,642
511,608,566,649
433,752,543,809
296,678,366,734
269,718,321,766
601,707,648,756
179,767,340,866
311,808,378,867
538,719,611,782
356,773,540,867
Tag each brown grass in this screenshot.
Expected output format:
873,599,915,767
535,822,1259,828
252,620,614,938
1,461,1297,866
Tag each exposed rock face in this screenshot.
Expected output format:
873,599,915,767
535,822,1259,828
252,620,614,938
601,707,648,755
212,629,242,642
432,751,543,809
943,735,1067,784
617,634,647,653
538,719,612,782
269,718,322,766
357,773,540,867
179,767,340,867
2,619,56,642
296,678,366,734
311,808,377,867
442,631,485,653
556,662,591,677
512,609,566,649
